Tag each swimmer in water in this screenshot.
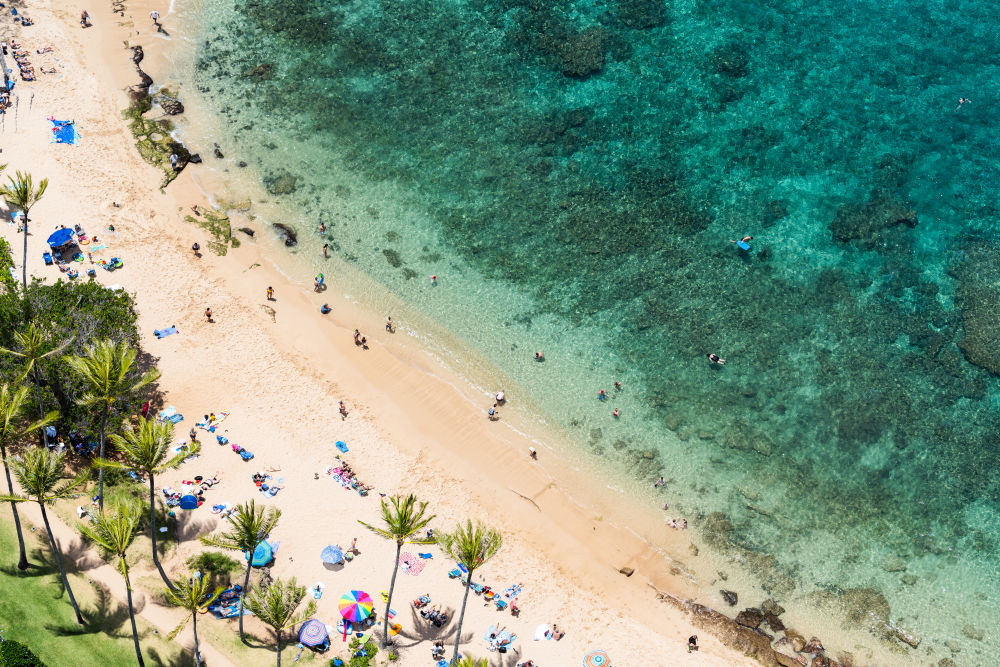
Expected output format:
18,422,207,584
319,222,327,235
707,353,726,365
535,351,544,361
430,274,437,285
614,381,622,391
956,97,970,111
729,235,753,250
598,389,607,401
612,408,620,418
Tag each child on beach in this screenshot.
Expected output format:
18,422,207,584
266,286,274,301
204,307,213,322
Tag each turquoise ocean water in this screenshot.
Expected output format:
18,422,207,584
170,0,1000,661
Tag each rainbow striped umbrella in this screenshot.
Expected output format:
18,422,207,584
338,590,374,623
583,650,611,667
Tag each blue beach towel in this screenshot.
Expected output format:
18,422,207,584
49,120,78,145
154,326,179,339
335,441,349,453
164,414,184,424
418,552,433,559
9,211,24,223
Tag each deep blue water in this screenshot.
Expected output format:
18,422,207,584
180,0,1000,660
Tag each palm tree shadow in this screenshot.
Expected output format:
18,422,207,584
0,544,58,577
145,646,187,667
388,604,468,649
175,515,218,542
45,584,130,638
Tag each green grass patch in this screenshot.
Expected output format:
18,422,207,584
184,209,240,256
0,514,186,667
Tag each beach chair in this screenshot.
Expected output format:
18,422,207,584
495,599,508,611
447,568,461,578
470,582,485,595
42,252,52,265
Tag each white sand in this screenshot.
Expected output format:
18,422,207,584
0,2,756,665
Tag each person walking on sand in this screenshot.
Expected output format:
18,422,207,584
688,635,698,652
150,9,160,24
266,286,274,301
80,10,90,26
353,329,361,345
323,243,329,258
385,316,394,333
192,242,200,256
204,307,213,322
488,404,498,421
339,401,348,419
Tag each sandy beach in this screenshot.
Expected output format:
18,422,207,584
0,1,769,665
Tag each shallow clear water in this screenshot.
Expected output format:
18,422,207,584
173,0,1000,661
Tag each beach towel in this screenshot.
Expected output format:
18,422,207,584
335,440,349,453
418,552,433,559
399,552,424,576
534,624,550,641
164,414,184,424
89,244,108,251
154,326,178,339
9,211,25,224
49,119,78,145
159,407,177,419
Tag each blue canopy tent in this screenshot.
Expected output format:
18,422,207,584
179,494,199,510
244,540,273,567
46,228,74,248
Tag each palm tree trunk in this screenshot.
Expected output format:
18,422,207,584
238,560,252,643
1,446,29,570
123,568,146,666
191,610,200,667
382,542,402,647
31,367,48,449
275,629,282,667
39,502,84,624
20,210,28,289
148,475,173,590
97,407,108,512
451,571,474,663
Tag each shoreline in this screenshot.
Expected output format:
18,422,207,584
0,1,961,666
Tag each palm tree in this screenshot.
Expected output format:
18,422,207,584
0,170,49,289
357,494,435,647
438,520,503,663
0,448,87,624
453,658,488,667
242,577,316,667
64,339,160,511
0,323,72,448
200,500,281,643
95,417,196,590
0,383,57,570
78,497,145,666
163,573,224,667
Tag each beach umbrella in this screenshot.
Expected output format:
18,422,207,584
583,650,611,667
338,590,374,623
243,540,273,567
46,228,74,248
178,494,199,510
321,545,345,565
298,619,328,647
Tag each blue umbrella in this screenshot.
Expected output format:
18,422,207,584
321,545,344,565
298,619,328,647
244,540,273,567
178,494,199,510
46,228,74,248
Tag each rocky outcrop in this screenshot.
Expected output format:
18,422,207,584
272,223,297,247
735,608,765,629
952,241,1000,375
264,169,298,196
617,0,666,28
829,196,917,249
158,96,184,115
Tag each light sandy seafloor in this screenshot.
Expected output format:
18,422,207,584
0,1,927,666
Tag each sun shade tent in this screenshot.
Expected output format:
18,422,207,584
46,228,75,248
178,494,199,510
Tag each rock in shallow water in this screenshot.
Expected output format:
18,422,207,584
734,607,764,629
720,589,737,606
